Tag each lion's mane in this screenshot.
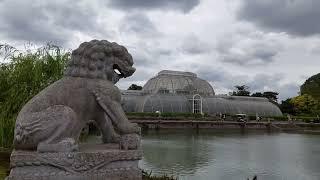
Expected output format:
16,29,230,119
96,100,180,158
64,40,135,80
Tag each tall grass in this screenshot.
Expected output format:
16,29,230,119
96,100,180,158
0,44,70,149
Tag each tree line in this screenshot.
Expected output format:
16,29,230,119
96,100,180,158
230,85,320,116
230,85,279,102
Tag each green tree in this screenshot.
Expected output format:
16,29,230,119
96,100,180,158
127,84,142,90
251,92,264,97
301,73,320,101
290,94,319,115
232,85,250,96
279,98,296,115
251,91,279,103
263,91,279,102
0,44,70,148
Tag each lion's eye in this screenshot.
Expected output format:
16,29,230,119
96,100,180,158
114,68,122,75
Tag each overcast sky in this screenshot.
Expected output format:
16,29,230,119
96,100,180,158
1,0,319,101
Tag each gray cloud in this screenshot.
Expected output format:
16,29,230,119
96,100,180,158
119,13,159,37
181,34,212,55
108,0,200,13
195,66,250,90
216,31,282,66
0,0,313,101
237,0,320,36
125,40,174,69
309,43,320,54
195,66,299,100
0,0,101,45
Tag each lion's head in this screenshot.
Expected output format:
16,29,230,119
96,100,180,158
64,40,135,84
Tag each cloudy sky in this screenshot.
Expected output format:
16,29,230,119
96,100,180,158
1,0,319,101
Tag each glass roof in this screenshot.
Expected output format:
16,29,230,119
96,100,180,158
122,94,283,116
142,70,215,96
121,70,283,116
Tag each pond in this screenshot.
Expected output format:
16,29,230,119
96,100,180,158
1,130,320,180
140,129,320,180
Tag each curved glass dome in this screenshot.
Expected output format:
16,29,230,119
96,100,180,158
121,70,283,116
142,70,215,96
122,94,282,116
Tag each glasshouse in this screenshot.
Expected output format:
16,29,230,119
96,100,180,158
121,70,283,116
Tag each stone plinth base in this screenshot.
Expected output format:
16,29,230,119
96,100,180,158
6,144,142,180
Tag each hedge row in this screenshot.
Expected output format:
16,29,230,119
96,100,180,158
126,112,320,123
126,112,209,118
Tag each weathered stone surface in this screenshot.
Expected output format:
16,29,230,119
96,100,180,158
119,134,141,150
8,40,142,180
7,144,142,180
13,39,140,152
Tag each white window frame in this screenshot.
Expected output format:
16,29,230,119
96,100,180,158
192,94,202,114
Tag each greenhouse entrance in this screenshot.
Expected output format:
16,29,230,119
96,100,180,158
193,94,202,114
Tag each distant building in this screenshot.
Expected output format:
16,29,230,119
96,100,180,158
121,70,282,116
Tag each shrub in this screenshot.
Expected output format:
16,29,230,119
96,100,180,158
142,170,178,180
126,112,209,119
0,44,69,148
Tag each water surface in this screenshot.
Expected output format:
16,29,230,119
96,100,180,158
140,130,320,180
1,130,320,180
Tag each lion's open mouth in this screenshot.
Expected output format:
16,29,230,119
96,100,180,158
113,64,124,78
113,63,136,78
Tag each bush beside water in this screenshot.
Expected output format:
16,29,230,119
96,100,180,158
0,44,69,149
127,112,208,119
127,112,320,123
142,170,177,180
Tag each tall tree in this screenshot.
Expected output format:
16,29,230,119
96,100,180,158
251,92,264,97
251,91,279,103
301,73,320,101
263,91,279,102
279,98,296,115
232,85,250,96
127,84,142,90
290,94,319,115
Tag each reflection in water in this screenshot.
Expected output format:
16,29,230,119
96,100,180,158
141,130,212,175
1,130,320,180
0,151,9,180
140,130,320,180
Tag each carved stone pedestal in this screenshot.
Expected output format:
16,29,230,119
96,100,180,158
6,144,142,180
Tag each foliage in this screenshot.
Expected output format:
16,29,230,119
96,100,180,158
126,112,208,119
290,94,320,115
262,91,279,102
232,85,279,103
279,98,296,115
251,92,264,97
126,112,160,117
0,44,70,148
128,84,143,90
142,170,178,180
301,73,320,101
268,116,288,121
251,91,279,103
231,85,250,96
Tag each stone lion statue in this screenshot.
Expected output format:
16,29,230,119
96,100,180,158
13,40,140,152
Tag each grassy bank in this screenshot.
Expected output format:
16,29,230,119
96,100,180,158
127,112,320,123
0,151,10,180
142,170,177,180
